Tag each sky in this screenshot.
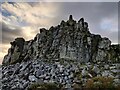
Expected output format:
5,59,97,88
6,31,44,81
0,0,119,64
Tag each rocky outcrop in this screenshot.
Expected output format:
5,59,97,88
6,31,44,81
2,15,120,65
2,38,25,65
1,15,120,89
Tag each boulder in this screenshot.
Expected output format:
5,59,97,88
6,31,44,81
28,75,37,82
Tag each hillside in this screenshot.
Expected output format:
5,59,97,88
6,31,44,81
1,15,120,90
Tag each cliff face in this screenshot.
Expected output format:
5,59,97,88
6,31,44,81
2,15,120,65
1,15,120,90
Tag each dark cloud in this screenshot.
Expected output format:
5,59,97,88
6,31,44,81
59,2,117,23
57,2,118,43
1,22,23,44
118,1,120,44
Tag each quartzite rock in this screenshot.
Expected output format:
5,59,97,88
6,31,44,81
1,15,120,89
2,15,120,65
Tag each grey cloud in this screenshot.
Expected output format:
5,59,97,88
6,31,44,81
57,2,118,43
1,22,23,44
1,2,118,44
3,0,120,2
118,1,120,44
59,2,117,22
108,31,118,44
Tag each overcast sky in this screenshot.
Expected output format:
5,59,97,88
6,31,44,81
0,1,119,64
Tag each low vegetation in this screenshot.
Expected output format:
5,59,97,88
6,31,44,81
27,76,120,90
85,76,120,90
27,82,63,90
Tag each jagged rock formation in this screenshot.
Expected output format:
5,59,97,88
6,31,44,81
2,15,120,65
1,15,120,89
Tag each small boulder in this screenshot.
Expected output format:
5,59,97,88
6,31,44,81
28,75,37,82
